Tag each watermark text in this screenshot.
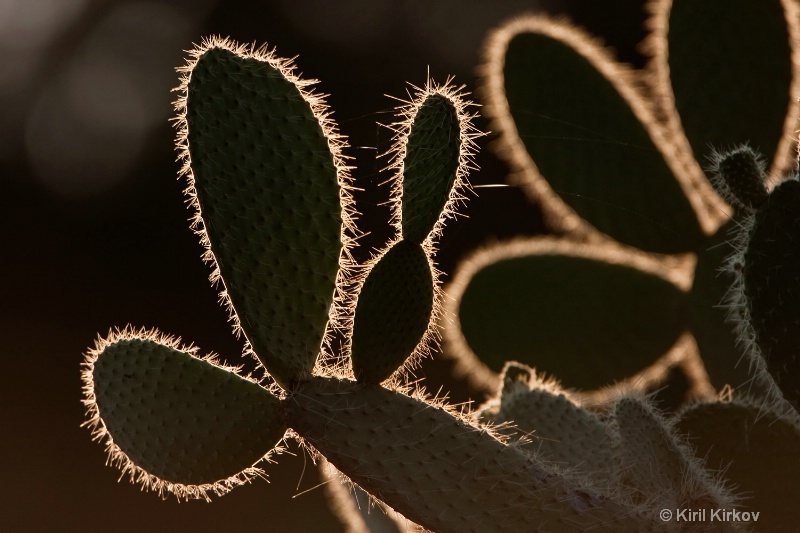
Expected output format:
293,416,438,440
660,508,760,523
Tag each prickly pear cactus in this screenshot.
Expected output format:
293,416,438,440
86,36,681,532
444,0,800,403
713,145,800,411
80,2,800,529
437,2,800,530
89,36,661,533
676,146,800,530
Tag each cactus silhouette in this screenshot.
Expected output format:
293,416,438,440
444,0,800,403
713,145,800,410
79,2,800,529
83,37,671,533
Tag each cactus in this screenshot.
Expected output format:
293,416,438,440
444,0,800,401
678,152,800,529
87,36,659,531
740,178,800,405
714,145,800,411
438,5,800,527
82,37,670,532
79,2,800,530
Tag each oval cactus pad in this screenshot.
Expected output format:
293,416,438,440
351,240,434,384
82,328,287,500
176,38,352,387
483,17,707,253
385,79,478,247
400,93,460,243
454,240,685,390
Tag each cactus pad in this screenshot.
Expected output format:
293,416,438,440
613,397,731,511
286,377,654,533
707,145,768,210
743,178,800,405
351,239,433,384
482,16,709,252
176,38,353,388
478,363,616,476
452,240,685,391
400,94,460,243
386,80,477,247
81,328,287,499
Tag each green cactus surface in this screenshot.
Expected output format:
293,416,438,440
455,242,685,389
180,40,350,388
350,239,434,384
399,93,461,244
665,0,797,166
347,80,476,385
83,328,286,496
478,363,739,530
496,23,704,253
286,377,654,533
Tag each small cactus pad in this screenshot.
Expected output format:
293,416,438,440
613,397,730,511
387,81,477,247
676,400,800,531
351,239,433,383
478,363,616,476
179,40,347,387
286,377,656,533
82,330,286,497
744,178,800,406
708,145,768,210
401,94,460,243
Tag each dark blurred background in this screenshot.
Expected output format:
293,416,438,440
1,1,647,531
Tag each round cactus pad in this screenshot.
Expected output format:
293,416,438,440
498,25,703,253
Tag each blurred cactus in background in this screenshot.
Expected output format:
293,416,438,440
80,0,800,531
445,0,800,402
